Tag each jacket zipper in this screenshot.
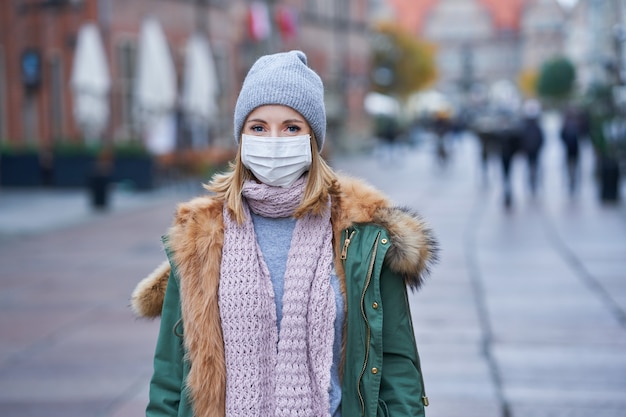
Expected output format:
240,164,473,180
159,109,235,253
341,229,355,261
357,232,380,416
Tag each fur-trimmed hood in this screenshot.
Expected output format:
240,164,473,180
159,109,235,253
131,174,438,319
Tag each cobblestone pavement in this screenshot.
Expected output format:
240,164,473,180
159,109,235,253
0,114,625,417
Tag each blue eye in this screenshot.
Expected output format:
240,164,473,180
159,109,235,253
250,125,264,132
287,125,301,133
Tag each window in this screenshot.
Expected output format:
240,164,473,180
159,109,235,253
49,53,64,140
306,0,334,17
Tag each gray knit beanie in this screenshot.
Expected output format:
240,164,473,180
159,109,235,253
234,50,326,152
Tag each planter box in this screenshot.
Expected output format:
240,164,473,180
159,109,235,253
113,155,154,190
0,153,42,186
52,154,96,188
598,155,620,202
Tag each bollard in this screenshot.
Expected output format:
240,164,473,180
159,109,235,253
90,173,110,210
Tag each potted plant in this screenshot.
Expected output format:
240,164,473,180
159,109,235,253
0,142,42,187
591,115,622,202
585,84,623,203
112,140,154,190
52,141,100,188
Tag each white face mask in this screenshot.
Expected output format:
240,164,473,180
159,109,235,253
241,134,312,187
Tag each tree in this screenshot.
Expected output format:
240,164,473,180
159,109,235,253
536,56,576,101
370,22,437,99
518,68,539,98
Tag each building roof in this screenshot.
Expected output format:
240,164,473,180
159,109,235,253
479,0,526,31
387,0,529,34
387,0,438,34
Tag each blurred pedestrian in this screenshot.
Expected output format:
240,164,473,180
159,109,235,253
131,50,438,417
375,114,400,162
560,108,581,194
497,114,522,208
433,110,452,165
520,100,544,196
379,114,399,146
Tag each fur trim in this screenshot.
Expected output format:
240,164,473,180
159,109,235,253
130,260,170,318
167,196,226,417
331,175,391,230
332,175,439,289
374,206,438,289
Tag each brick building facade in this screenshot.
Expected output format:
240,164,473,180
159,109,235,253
0,0,373,153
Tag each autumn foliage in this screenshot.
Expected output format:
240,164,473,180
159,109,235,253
370,21,437,99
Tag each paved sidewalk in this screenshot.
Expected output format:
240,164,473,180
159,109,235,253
0,180,201,239
0,114,625,417
0,181,200,417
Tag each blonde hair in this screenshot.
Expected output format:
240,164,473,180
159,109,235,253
205,135,337,224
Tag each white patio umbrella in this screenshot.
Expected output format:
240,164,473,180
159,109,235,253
407,90,452,118
70,22,111,143
134,17,177,154
364,92,401,117
181,33,219,148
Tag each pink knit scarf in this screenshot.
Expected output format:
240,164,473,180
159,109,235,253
219,176,336,417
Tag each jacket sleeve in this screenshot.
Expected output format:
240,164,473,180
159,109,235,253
378,266,426,416
146,263,185,417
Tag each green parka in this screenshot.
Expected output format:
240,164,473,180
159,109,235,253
131,174,438,417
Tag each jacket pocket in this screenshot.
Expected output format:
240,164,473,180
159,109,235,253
377,399,390,417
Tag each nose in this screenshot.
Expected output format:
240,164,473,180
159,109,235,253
267,126,285,137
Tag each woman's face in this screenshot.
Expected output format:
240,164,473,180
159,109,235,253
243,105,312,138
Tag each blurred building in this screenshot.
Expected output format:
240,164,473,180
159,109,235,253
566,0,626,91
521,0,567,75
380,0,569,104
0,0,373,153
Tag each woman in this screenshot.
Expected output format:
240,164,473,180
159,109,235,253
131,50,438,417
